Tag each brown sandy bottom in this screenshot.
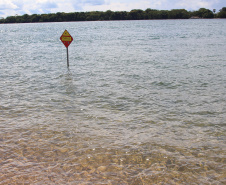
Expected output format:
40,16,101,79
0,126,225,185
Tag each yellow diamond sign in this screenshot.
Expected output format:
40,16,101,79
60,30,73,48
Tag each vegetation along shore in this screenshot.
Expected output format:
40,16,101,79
0,7,226,24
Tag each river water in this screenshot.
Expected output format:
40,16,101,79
0,19,226,184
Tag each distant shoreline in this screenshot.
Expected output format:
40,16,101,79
1,18,226,25
1,7,225,24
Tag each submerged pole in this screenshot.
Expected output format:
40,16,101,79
60,29,73,69
67,47,69,68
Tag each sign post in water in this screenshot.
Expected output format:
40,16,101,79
60,30,73,68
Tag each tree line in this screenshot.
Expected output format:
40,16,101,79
1,7,226,24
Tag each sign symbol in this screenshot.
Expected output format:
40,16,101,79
60,30,73,68
60,30,73,48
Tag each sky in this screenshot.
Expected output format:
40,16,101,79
0,0,225,18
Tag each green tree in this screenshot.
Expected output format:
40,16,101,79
86,11,101,21
159,10,169,19
64,13,76,21
30,14,41,22
168,9,189,19
194,8,214,18
20,14,30,22
39,14,48,22
104,10,113,20
145,9,160,19
77,12,86,21
217,7,226,18
56,12,64,22
5,6,226,24
145,9,169,19
128,9,144,20
0,17,5,23
5,16,17,23
110,11,128,20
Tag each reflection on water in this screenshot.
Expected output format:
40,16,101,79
0,20,226,184
60,70,75,95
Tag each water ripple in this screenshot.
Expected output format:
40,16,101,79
0,20,226,184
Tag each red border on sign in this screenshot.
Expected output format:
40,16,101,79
60,30,73,48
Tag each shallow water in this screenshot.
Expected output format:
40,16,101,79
0,20,226,184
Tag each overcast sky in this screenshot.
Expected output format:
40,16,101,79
0,0,225,18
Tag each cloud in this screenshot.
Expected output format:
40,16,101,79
169,0,216,10
70,0,106,11
83,0,105,6
27,0,58,11
39,1,58,9
0,0,58,16
0,0,18,10
79,0,156,12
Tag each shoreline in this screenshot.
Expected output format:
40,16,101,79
1,18,226,25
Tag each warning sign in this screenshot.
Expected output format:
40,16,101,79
60,30,73,48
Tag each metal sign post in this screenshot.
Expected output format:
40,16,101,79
67,47,69,68
60,30,73,68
